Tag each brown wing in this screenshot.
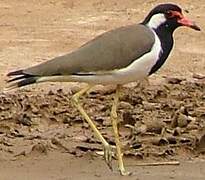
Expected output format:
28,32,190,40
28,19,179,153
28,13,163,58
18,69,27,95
12,24,155,76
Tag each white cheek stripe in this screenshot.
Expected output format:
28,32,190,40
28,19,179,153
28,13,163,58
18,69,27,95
147,13,166,29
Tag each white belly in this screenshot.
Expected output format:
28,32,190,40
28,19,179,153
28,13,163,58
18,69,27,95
69,31,162,85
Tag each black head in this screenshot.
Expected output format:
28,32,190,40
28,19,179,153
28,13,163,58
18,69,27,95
143,3,200,32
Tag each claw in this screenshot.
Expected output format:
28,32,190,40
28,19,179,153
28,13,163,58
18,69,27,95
103,144,114,171
120,169,132,176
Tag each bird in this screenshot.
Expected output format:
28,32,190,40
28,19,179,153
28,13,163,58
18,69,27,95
6,3,200,176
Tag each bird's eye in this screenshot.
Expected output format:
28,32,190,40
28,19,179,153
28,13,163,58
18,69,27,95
166,11,173,18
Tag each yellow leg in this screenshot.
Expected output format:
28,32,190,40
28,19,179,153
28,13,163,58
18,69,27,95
71,85,113,170
111,85,130,175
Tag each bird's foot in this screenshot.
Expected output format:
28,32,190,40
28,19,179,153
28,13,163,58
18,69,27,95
103,144,114,170
119,169,132,176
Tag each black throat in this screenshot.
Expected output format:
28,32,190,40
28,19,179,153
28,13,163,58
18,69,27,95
148,23,175,75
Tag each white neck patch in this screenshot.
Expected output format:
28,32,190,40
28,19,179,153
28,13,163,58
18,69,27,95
146,13,167,29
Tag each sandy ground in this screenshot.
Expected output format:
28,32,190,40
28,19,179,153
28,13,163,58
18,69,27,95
0,0,205,179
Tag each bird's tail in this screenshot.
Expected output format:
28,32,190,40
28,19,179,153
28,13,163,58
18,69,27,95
6,69,39,90
5,69,78,91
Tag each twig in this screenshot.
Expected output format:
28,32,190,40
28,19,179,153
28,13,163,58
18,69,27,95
128,161,180,166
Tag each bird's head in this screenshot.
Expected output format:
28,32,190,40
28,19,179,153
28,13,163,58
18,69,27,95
143,3,200,32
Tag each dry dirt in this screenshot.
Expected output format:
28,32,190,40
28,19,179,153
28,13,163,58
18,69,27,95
0,0,205,180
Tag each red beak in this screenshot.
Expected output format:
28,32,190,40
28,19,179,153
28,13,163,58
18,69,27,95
178,16,201,31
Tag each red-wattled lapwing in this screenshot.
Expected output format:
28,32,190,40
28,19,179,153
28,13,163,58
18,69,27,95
6,3,200,175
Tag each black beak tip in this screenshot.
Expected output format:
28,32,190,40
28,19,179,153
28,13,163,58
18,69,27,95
192,24,201,31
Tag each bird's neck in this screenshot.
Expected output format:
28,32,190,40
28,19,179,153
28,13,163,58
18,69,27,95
148,24,174,75
141,13,176,74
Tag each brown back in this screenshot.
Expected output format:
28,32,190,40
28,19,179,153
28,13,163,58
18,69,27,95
24,24,155,76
